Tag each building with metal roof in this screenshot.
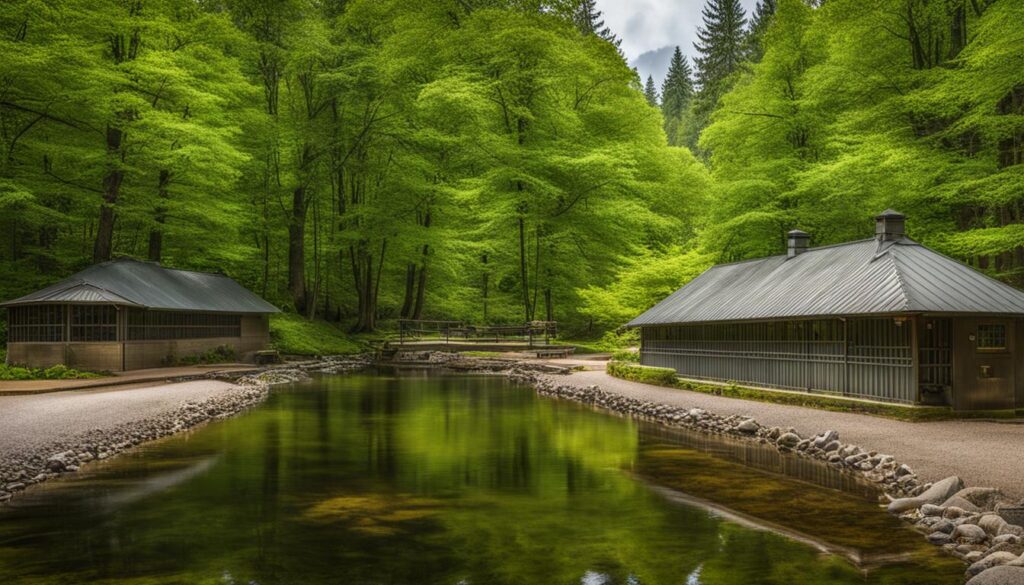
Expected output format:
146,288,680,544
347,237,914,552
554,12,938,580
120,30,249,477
630,211,1024,411
2,258,279,371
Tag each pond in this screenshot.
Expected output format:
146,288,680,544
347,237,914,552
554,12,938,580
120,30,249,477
0,371,964,584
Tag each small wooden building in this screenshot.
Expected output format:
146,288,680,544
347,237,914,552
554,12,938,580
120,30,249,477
2,258,279,371
629,211,1024,411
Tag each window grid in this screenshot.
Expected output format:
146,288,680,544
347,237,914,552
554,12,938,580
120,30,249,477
70,305,117,342
977,324,1007,350
7,305,66,342
127,310,241,340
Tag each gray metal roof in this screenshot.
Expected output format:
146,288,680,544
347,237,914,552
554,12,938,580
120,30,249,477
1,258,279,314
628,238,1024,326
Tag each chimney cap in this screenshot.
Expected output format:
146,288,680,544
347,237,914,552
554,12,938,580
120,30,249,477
875,209,905,220
787,229,810,238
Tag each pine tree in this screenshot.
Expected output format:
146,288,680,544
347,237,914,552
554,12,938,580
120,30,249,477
643,75,659,107
660,47,694,145
573,0,621,49
693,0,748,97
744,0,777,63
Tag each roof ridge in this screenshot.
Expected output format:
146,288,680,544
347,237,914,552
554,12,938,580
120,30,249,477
883,248,913,312
708,238,888,269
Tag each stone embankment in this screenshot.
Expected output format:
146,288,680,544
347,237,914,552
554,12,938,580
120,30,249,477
0,356,369,505
498,360,1024,584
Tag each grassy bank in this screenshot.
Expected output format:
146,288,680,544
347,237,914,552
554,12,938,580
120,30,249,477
605,361,1021,422
270,314,365,356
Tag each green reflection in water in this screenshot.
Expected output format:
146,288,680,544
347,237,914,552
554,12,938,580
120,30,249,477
0,372,962,584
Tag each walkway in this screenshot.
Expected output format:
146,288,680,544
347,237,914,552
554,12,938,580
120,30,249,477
544,369,1024,499
0,380,240,458
0,364,256,395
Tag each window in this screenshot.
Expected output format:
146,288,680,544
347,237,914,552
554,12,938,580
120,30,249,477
126,310,241,340
977,324,1007,350
71,305,117,342
7,305,66,342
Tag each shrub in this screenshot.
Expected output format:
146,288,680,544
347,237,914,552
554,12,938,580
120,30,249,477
0,363,101,381
606,361,678,386
178,345,236,365
611,349,640,362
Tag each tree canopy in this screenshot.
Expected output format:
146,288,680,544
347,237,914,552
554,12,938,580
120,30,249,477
1,0,1023,341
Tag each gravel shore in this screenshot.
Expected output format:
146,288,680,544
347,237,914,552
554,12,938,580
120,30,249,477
541,369,1024,499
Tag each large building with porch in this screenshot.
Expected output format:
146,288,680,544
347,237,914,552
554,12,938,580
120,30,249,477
2,258,278,371
629,211,1024,411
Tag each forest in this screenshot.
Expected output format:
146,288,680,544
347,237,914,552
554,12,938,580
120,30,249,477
0,0,1021,342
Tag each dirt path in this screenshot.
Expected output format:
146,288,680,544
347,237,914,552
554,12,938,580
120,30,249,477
545,369,1024,499
0,380,241,459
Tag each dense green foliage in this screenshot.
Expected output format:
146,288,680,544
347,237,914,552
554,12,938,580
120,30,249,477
1,0,1023,342
0,0,703,339
0,363,102,381
269,313,364,355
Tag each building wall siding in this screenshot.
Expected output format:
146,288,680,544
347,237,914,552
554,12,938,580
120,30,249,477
640,317,916,404
5,315,270,371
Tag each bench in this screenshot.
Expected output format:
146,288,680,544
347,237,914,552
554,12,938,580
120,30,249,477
254,349,281,365
534,347,574,359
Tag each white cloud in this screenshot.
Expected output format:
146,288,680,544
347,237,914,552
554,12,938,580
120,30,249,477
596,0,759,61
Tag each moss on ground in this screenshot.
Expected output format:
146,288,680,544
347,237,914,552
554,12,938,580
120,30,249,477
270,313,365,356
605,361,1016,422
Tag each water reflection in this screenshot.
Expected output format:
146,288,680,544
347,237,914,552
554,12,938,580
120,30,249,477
0,372,962,585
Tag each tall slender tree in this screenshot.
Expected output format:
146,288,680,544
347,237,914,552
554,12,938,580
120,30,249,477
693,0,748,97
643,75,659,107
660,47,694,145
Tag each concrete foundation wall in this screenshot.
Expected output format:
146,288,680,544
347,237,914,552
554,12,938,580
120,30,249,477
5,315,271,371
7,343,66,369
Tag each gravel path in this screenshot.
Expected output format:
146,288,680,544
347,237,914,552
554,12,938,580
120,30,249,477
547,370,1024,499
0,380,240,459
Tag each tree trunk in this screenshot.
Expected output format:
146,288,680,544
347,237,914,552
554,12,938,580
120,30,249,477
94,126,124,263
400,264,416,318
411,211,431,320
949,1,967,59
148,169,170,262
481,253,489,323
519,215,530,322
412,250,428,320
289,185,307,314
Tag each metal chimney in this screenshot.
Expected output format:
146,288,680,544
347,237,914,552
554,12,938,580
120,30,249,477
787,229,810,258
875,209,906,242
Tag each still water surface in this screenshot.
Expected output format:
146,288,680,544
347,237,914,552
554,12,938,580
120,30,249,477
0,371,964,584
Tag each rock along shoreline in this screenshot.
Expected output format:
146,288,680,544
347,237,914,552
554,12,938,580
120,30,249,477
463,355,1024,584
0,356,369,507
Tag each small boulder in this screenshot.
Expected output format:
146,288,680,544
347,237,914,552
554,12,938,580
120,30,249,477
955,488,1009,512
736,419,760,434
943,496,984,514
887,476,964,514
981,515,1011,537
928,532,953,545
956,524,990,545
966,552,1023,578
922,504,946,517
776,432,801,449
966,565,1024,585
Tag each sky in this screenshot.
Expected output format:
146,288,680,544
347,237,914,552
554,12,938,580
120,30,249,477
595,0,759,87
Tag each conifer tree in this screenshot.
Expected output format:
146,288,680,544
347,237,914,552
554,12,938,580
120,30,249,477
573,0,621,49
660,47,694,145
693,0,747,97
643,75,659,107
744,0,777,63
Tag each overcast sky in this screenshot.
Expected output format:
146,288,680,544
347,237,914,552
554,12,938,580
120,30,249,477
595,0,759,86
